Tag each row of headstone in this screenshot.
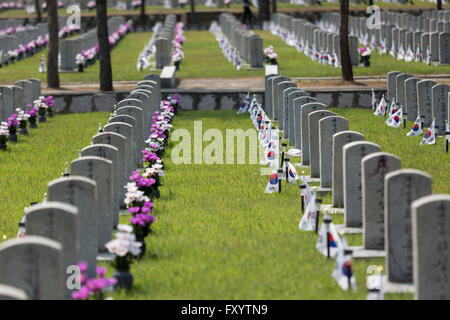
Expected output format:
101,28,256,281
320,10,450,65
155,15,177,69
0,78,41,122
0,23,47,65
218,13,263,68
387,70,449,133
264,73,449,300
271,12,359,66
0,75,162,300
60,16,126,71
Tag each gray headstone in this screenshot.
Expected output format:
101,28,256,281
417,79,437,127
385,169,432,284
404,77,421,121
343,141,381,228
0,284,28,300
395,74,413,107
115,106,145,161
25,202,79,300
28,78,41,102
277,81,296,130
264,75,277,117
14,80,33,107
271,76,290,121
81,144,120,227
92,132,127,210
293,96,316,149
430,32,439,62
361,152,401,250
308,110,337,178
387,71,402,103
71,157,113,253
0,86,13,121
431,84,449,135
0,236,64,300
319,116,349,188
301,102,327,165
10,85,23,110
128,90,151,132
47,176,98,278
104,122,135,175
282,87,302,139
287,91,308,146
332,131,364,207
412,194,450,300
439,32,450,64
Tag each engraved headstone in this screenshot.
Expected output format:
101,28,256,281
301,103,327,166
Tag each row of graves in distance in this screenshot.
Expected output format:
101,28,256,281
0,74,178,300
267,9,450,68
243,73,449,299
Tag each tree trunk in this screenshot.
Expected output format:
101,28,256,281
96,0,113,91
46,0,60,89
437,0,442,10
369,0,374,5
339,0,353,82
189,0,197,28
140,0,147,30
258,0,270,21
35,0,42,23
271,0,277,13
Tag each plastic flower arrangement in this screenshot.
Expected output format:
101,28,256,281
26,105,39,128
105,225,142,270
72,263,117,300
16,109,30,134
87,1,96,9
264,46,278,65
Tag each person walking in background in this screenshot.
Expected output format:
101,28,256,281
242,0,252,29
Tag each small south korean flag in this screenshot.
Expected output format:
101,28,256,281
374,95,386,117
287,162,298,183
385,108,402,128
316,215,341,258
420,120,436,145
332,235,357,291
406,115,422,136
265,171,279,194
299,192,317,231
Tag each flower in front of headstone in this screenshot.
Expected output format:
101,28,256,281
34,98,48,122
8,49,18,62
17,109,30,135
6,115,18,142
359,46,371,67
72,262,117,300
132,0,142,9
76,53,85,72
57,1,65,8
106,226,142,289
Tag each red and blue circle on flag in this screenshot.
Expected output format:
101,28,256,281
267,150,276,160
269,173,278,185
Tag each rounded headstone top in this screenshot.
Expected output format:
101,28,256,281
361,152,401,164
92,131,126,141
0,235,62,252
47,175,98,189
82,144,118,154
384,168,432,182
25,201,79,216
342,140,381,152
71,156,113,166
411,194,450,210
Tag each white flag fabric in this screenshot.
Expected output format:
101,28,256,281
425,46,431,65
397,44,405,60
300,175,312,207
406,115,423,136
388,98,397,116
385,108,403,128
316,218,341,258
420,120,436,145
404,45,413,62
389,43,396,58
374,95,387,117
299,192,317,231
446,122,450,143
415,47,421,63
265,171,279,194
332,236,357,290
39,57,46,73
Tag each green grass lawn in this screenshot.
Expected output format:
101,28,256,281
0,108,447,299
1,30,449,84
109,107,448,299
0,112,110,239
